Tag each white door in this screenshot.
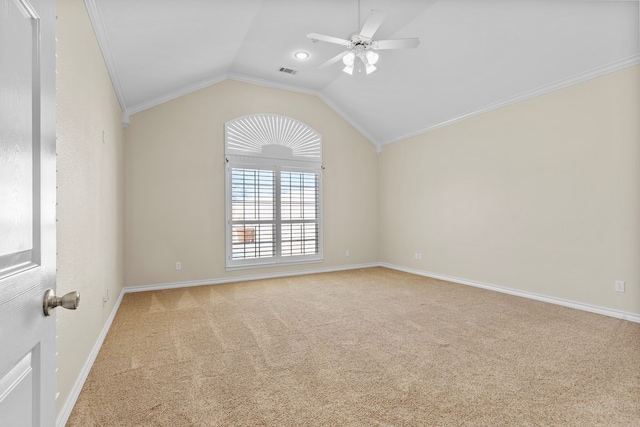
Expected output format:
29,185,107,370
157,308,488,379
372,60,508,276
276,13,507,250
0,0,57,425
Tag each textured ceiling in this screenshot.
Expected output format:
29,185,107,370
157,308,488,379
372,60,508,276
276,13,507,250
87,0,639,147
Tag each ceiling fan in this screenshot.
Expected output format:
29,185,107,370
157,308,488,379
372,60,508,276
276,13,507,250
307,2,420,75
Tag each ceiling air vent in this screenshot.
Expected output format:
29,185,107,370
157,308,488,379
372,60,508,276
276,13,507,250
278,67,297,75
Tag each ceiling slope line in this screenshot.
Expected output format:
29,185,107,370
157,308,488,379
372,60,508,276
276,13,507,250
224,0,269,69
380,53,640,148
84,0,128,122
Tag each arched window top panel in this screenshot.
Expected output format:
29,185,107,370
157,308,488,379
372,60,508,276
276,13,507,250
225,114,322,163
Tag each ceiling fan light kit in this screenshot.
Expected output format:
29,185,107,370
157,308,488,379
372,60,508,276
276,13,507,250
343,51,356,66
366,50,379,65
307,2,419,76
365,62,376,75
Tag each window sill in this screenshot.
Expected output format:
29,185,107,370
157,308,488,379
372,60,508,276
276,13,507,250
225,257,324,272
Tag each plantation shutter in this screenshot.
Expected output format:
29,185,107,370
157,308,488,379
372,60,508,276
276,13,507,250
224,114,323,269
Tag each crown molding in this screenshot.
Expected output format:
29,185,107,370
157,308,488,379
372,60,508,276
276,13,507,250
227,73,320,97
380,54,640,148
226,74,379,147
125,72,321,117
316,93,380,147
125,74,228,116
84,0,127,115
223,74,380,147
88,0,636,145
121,70,380,149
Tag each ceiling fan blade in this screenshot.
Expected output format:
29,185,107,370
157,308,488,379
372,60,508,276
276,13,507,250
318,51,349,69
372,38,420,50
359,10,386,39
307,33,351,46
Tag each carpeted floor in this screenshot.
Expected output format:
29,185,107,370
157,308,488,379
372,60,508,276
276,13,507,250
67,267,640,426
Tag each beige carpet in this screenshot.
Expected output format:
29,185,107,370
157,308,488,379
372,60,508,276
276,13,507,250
67,268,640,426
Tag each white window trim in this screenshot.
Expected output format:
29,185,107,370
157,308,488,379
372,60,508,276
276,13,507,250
224,114,323,270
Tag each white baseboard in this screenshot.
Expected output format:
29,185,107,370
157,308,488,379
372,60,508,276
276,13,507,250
123,262,379,293
56,289,126,427
56,261,639,425
379,263,640,324
55,262,377,425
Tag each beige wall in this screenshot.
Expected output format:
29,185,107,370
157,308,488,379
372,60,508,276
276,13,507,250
48,0,638,422
380,65,640,316
55,0,125,416
52,2,638,416
124,80,379,286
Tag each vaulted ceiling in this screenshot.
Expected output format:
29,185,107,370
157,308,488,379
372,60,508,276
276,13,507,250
87,0,639,147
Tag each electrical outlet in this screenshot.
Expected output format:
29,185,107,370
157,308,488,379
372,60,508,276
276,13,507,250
345,250,350,257
615,280,625,293
414,253,419,260
176,262,182,270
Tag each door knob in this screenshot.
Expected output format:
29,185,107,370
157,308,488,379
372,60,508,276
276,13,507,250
43,289,80,316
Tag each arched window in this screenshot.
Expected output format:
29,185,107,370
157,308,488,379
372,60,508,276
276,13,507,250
224,114,323,269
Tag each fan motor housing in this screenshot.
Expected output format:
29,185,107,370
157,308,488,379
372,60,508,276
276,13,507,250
348,35,373,51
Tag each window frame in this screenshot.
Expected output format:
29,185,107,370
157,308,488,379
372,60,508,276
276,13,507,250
225,161,323,269
224,114,323,271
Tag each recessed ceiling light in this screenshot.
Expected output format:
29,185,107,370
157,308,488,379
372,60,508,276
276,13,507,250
294,51,310,60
